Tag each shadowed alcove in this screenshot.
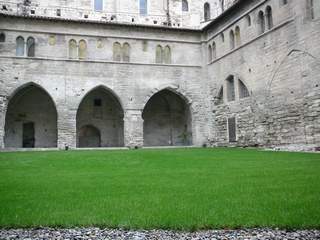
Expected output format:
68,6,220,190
142,89,192,146
4,83,58,148
76,87,124,148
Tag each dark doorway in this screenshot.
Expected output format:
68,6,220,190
23,122,35,148
228,117,237,142
78,125,101,148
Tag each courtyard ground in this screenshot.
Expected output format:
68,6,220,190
0,148,319,230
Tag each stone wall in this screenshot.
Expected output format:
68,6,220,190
0,16,208,149
0,0,238,28
205,0,320,149
0,0,319,150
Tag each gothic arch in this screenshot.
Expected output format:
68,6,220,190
4,82,58,148
266,49,320,145
141,85,193,111
76,85,124,147
214,74,251,104
76,85,124,111
5,82,58,111
142,87,193,146
267,49,320,98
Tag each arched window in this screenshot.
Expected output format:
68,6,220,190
266,6,273,30
208,44,212,62
113,42,122,61
238,80,250,99
78,40,87,59
226,75,235,102
204,2,210,21
220,33,225,42
16,36,25,56
140,0,147,15
258,11,265,34
310,0,314,19
246,15,251,26
69,39,77,59
215,87,224,105
182,0,189,12
122,42,130,62
0,33,5,42
94,0,103,11
229,30,235,50
311,0,320,19
235,26,241,46
212,42,216,59
26,37,35,57
163,45,171,64
156,45,163,63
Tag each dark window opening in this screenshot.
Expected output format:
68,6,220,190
215,87,224,105
246,15,251,26
0,33,5,42
27,37,35,57
258,11,265,34
94,98,102,107
204,2,210,21
266,6,273,30
226,75,235,102
182,0,189,12
229,30,235,50
23,122,35,148
239,80,250,99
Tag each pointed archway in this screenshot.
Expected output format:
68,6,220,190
78,125,101,148
76,87,124,148
142,89,192,146
4,83,58,148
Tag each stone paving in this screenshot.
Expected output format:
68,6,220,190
0,228,319,240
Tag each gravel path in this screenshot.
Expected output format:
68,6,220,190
0,228,319,240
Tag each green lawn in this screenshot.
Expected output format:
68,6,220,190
0,148,319,230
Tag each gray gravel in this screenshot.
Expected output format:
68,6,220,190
0,228,319,240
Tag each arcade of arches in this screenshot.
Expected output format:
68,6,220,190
3,85,192,148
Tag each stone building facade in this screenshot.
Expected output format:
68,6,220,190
0,0,319,150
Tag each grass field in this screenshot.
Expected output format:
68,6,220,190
0,148,319,230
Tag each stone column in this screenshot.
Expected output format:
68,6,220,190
124,109,144,148
57,106,77,149
0,95,7,148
